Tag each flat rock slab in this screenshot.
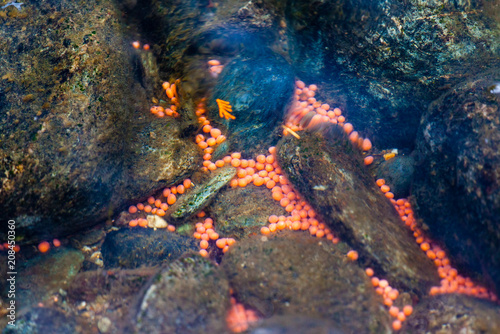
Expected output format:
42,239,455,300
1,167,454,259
170,165,237,219
134,254,230,334
210,184,287,239
221,231,391,333
276,125,439,295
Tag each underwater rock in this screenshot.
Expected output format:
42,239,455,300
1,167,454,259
101,227,198,269
0,0,198,244
67,267,158,333
207,53,295,154
276,124,439,295
413,74,500,294
210,183,287,239
221,232,391,332
403,294,500,333
135,254,230,334
284,0,500,148
250,316,346,334
170,165,237,219
375,155,415,199
11,248,84,309
2,307,77,334
251,316,346,334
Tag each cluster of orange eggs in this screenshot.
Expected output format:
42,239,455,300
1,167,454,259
192,212,236,257
226,296,260,333
132,41,150,51
126,179,193,231
375,179,497,302
364,267,414,330
149,81,180,118
285,81,374,165
37,239,61,253
195,99,228,168
0,243,20,253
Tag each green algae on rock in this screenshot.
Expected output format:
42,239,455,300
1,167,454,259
170,165,237,219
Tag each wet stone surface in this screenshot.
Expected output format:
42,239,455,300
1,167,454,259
207,53,295,155
101,227,198,269
7,248,83,309
250,315,346,334
375,155,416,199
285,0,500,148
210,183,287,240
0,0,198,244
3,307,77,334
276,124,439,295
402,294,500,333
221,232,391,333
170,165,237,220
413,74,500,294
135,254,230,334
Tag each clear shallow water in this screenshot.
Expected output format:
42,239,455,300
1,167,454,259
1,0,499,333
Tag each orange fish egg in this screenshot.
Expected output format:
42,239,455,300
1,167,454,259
207,138,216,146
199,249,208,257
403,305,413,316
392,320,402,331
38,241,50,253
380,185,390,193
203,125,212,133
349,131,359,144
167,194,177,205
210,128,222,138
361,138,372,151
347,250,358,261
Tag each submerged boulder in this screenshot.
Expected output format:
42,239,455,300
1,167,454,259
221,232,391,333
276,124,439,295
0,0,197,244
413,74,500,294
134,254,230,334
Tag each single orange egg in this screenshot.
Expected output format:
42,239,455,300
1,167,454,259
38,241,50,253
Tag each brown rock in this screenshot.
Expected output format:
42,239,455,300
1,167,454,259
221,232,391,333
276,125,439,295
